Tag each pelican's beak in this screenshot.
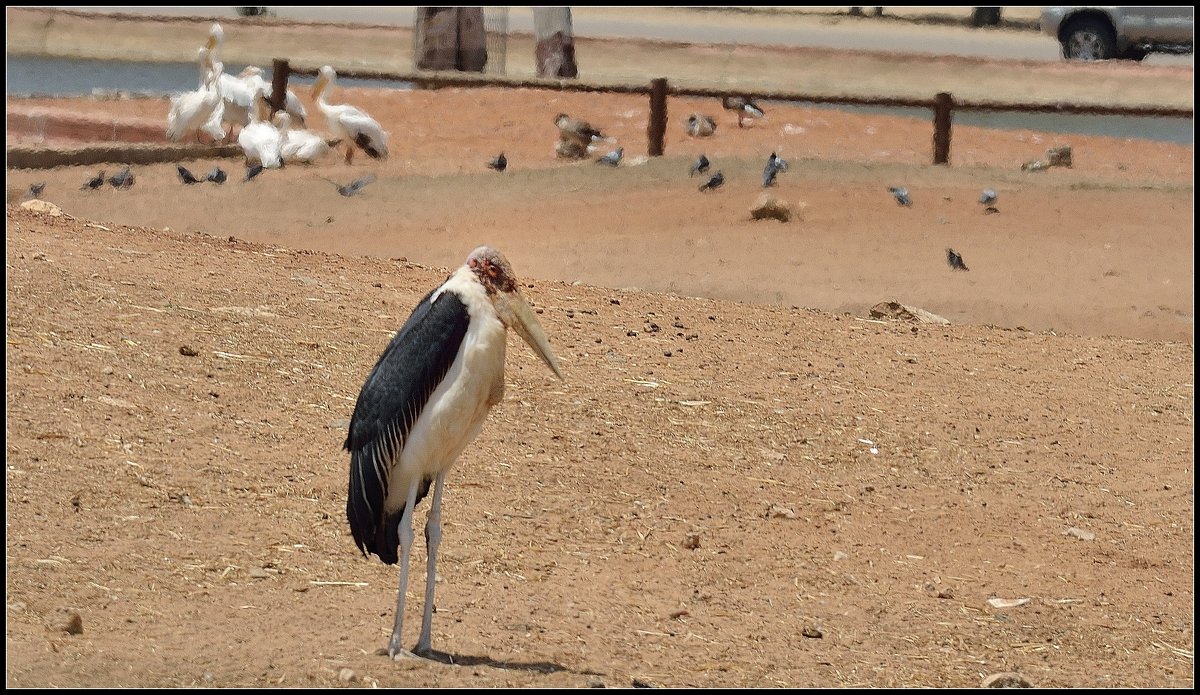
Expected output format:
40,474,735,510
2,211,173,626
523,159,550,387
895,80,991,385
495,291,563,380
311,74,326,100
204,35,218,51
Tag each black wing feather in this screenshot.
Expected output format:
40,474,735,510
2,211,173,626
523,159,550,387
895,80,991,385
345,286,470,564
354,132,383,159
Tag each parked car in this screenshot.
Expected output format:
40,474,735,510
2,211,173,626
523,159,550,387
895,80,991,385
1040,7,1194,61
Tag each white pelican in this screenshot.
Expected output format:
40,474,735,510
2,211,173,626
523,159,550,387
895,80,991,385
274,111,330,164
205,23,307,129
241,66,308,127
345,246,562,659
312,65,389,165
237,89,283,169
165,47,224,142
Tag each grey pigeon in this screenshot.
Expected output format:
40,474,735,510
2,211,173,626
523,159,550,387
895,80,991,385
762,152,786,188
597,147,623,167
244,163,264,182
487,152,507,172
888,186,912,207
206,167,227,184
722,95,765,127
980,188,999,213
690,153,710,177
83,171,106,190
26,182,45,199
699,170,725,192
322,173,377,197
946,248,970,272
177,165,201,185
108,166,134,189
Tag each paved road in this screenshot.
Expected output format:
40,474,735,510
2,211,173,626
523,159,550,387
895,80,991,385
56,6,1193,66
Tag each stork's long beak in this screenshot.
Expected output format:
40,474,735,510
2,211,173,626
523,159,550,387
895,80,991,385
496,291,563,379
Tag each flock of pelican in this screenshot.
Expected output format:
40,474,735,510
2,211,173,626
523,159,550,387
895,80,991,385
165,22,389,169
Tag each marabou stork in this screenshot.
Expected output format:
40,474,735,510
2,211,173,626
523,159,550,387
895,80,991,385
345,246,564,659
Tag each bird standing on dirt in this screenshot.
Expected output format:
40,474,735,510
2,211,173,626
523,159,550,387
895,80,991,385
946,248,970,271
762,152,787,188
888,186,913,207
344,245,562,660
555,112,608,148
109,167,135,189
980,188,999,214
25,182,46,200
597,147,623,167
320,173,377,197
685,113,717,138
699,170,725,192
244,163,264,182
206,167,227,184
312,65,389,165
722,95,765,128
177,165,202,185
487,152,507,172
690,153,711,177
82,171,106,191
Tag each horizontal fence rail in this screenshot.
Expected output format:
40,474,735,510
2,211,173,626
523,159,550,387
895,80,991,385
277,59,1193,166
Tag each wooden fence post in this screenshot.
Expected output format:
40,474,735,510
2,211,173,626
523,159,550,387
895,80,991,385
648,77,668,157
933,91,953,165
270,59,290,117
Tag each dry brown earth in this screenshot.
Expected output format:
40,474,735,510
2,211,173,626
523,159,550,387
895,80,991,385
5,8,1195,689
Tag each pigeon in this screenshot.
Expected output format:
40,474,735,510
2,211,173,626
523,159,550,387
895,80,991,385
177,165,201,185
206,167,227,184
946,248,970,272
321,173,377,197
722,95,765,128
762,152,787,187
108,166,134,189
25,182,45,199
888,186,913,207
82,171,106,190
762,160,781,188
244,163,264,182
487,152,507,172
596,147,623,167
980,188,999,213
685,113,717,138
698,170,725,192
689,153,711,177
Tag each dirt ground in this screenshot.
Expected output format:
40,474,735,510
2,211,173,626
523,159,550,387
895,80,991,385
5,9,1195,690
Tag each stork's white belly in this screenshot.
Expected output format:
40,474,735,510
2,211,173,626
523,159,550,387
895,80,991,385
384,295,507,512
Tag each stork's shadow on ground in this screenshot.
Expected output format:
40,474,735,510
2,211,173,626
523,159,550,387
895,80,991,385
388,648,602,678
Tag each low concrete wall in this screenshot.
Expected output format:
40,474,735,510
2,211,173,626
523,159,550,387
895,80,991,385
7,143,244,169
7,105,168,146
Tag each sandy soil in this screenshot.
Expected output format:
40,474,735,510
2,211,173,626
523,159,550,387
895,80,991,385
5,8,1195,690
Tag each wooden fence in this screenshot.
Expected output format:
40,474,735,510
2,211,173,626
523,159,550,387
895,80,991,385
274,59,1194,166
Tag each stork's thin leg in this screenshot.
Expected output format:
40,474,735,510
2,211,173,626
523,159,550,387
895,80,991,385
416,472,448,656
388,480,421,660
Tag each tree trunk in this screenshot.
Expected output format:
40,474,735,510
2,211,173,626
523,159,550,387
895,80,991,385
533,7,578,79
415,7,488,72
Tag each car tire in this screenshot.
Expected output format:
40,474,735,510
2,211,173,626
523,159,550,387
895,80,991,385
1061,16,1118,60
